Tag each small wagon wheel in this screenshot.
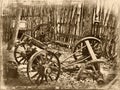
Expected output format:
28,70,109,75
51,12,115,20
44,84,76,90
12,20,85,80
14,42,34,65
73,37,102,62
27,50,60,85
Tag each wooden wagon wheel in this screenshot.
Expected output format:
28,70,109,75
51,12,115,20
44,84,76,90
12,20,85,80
73,37,102,62
32,24,54,42
27,50,60,85
14,42,36,65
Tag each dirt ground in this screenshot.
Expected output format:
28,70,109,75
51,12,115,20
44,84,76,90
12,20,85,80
2,42,120,90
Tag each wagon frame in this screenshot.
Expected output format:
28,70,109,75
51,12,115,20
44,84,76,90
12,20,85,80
13,22,107,85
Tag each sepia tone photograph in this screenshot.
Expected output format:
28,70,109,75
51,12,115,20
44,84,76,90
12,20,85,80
0,0,120,90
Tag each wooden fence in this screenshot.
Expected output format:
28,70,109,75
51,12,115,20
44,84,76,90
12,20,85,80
19,4,96,45
3,3,117,50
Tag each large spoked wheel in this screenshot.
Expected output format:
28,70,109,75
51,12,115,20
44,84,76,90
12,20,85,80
73,37,102,62
14,42,35,65
27,50,60,85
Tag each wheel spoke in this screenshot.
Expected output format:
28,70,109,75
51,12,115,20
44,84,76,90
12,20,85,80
22,44,26,50
31,72,39,79
16,52,21,54
50,66,59,71
39,76,44,84
36,56,42,65
19,58,25,63
16,55,22,58
79,55,91,62
76,45,87,52
48,75,53,81
35,74,41,84
23,59,27,64
49,72,57,80
49,60,59,68
93,43,99,47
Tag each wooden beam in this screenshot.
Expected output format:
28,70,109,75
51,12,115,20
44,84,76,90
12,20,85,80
85,40,97,60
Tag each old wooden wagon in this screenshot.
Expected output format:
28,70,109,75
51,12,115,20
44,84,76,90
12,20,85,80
11,3,117,85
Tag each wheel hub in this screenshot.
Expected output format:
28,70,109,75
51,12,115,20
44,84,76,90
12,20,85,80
20,52,26,58
45,68,52,75
37,65,45,76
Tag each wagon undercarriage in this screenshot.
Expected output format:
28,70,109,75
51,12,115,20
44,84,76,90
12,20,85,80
13,32,114,86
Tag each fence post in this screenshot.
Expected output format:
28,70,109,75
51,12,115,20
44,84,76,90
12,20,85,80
7,7,22,50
